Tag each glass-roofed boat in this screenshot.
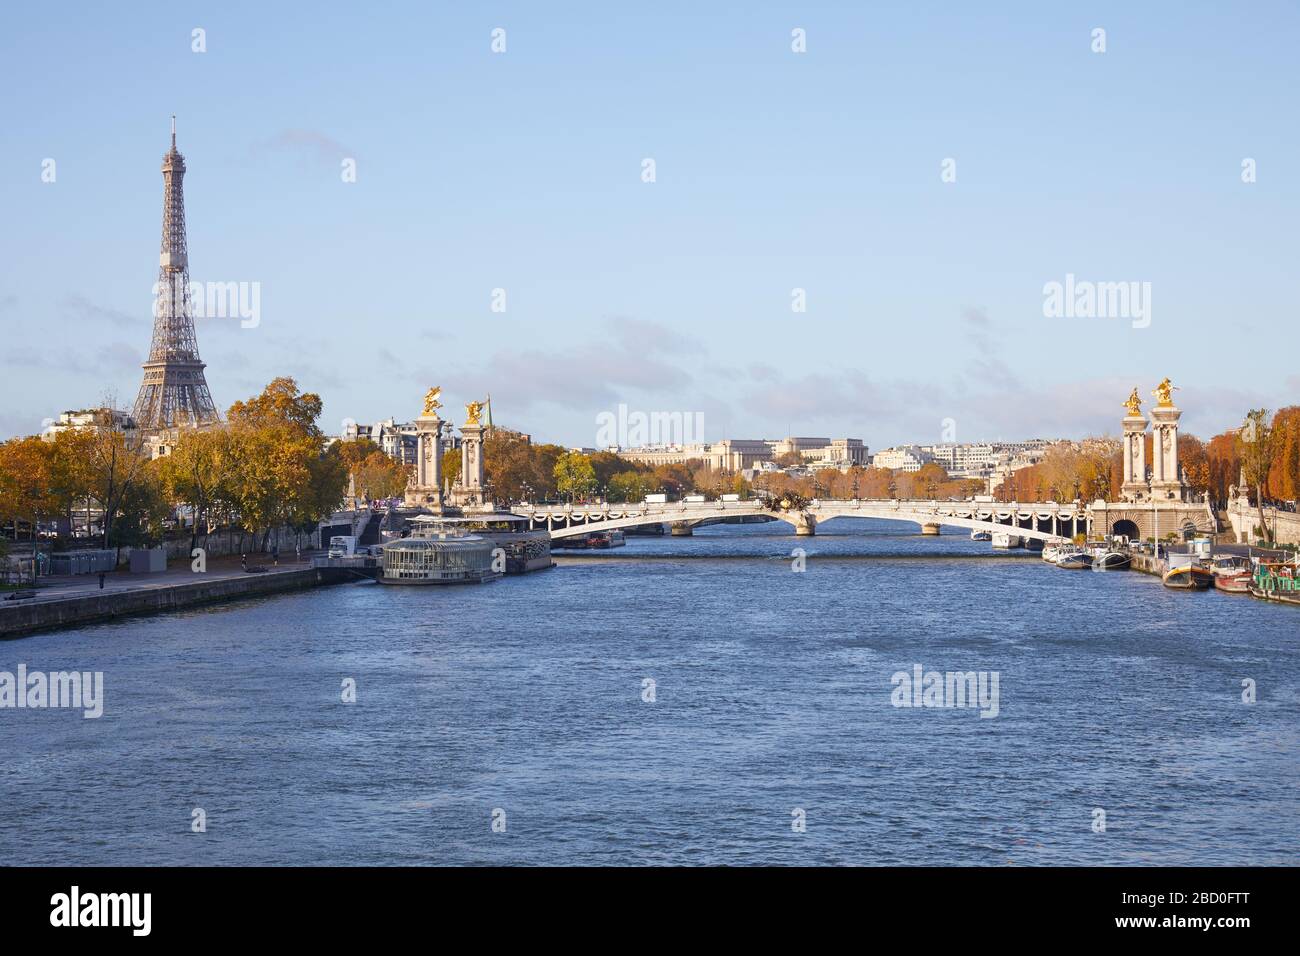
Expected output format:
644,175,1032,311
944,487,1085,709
378,517,502,585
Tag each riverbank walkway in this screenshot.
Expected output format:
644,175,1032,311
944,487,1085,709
5,552,317,604
1,552,325,638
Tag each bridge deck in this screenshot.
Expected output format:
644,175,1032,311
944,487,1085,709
515,499,1089,542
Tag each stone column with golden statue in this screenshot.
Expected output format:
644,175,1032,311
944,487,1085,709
454,400,488,509
404,386,446,510
1148,377,1184,501
1120,387,1149,503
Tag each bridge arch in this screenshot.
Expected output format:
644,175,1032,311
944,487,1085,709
1112,519,1140,539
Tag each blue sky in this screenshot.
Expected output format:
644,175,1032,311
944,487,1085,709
2,1,1297,448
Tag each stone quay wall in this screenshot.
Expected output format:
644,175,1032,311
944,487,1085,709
0,568,322,639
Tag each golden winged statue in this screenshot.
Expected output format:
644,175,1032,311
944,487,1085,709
1152,377,1177,407
422,386,442,416
465,400,483,426
1123,387,1142,416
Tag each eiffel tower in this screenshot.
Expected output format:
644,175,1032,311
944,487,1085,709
131,117,220,431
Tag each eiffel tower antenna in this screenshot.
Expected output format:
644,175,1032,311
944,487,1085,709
131,117,220,430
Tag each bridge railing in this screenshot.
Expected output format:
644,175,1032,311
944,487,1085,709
513,498,1087,524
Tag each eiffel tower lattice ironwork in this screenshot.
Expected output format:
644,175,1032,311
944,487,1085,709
131,117,220,430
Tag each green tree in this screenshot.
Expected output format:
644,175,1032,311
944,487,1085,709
608,469,656,502
441,448,462,488
554,451,596,501
301,445,350,523
109,462,170,551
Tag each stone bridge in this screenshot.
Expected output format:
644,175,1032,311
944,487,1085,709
515,499,1090,541
1226,499,1300,546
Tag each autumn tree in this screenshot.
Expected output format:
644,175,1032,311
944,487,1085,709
349,450,410,501
913,462,949,499
156,427,238,550
0,436,66,543
1267,406,1300,503
225,379,346,550
857,467,895,498
227,376,325,437
335,436,383,471
1178,434,1210,500
754,470,813,500
77,426,154,550
589,451,632,490
1204,431,1241,507
1238,409,1274,543
482,429,562,502
650,463,694,497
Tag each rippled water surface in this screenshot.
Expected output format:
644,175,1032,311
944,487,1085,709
2,519,1296,865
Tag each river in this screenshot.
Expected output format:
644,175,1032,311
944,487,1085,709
1,518,1295,865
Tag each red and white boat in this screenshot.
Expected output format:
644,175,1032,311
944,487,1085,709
1211,556,1252,594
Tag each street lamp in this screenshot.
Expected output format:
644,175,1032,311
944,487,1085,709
25,489,41,586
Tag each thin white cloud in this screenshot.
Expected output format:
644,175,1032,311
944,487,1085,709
253,129,354,164
61,294,139,329
427,316,699,415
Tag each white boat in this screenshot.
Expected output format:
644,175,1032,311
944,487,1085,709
1055,551,1092,570
1042,542,1075,563
991,532,1021,549
970,530,992,542
1091,550,1131,571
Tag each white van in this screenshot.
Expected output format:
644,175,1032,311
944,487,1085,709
328,535,357,558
